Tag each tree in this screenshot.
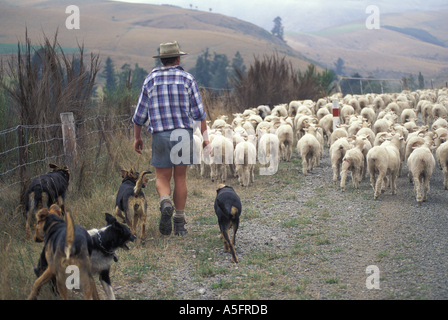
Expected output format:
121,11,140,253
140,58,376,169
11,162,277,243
418,72,425,89
271,16,285,42
131,63,149,92
210,53,230,89
334,58,345,75
232,51,246,74
408,73,417,91
102,57,117,93
191,48,212,87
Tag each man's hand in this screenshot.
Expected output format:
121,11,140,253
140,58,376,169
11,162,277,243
134,138,143,154
202,140,211,156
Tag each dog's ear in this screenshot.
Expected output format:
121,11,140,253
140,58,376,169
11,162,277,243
36,208,50,223
129,169,138,179
105,213,117,225
48,204,62,217
49,163,60,171
120,170,128,178
216,184,226,191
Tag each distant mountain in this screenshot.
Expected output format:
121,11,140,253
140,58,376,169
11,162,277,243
383,26,445,48
284,10,448,86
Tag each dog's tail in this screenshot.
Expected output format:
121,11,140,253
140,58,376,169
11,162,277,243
64,211,75,260
133,171,151,196
217,198,239,221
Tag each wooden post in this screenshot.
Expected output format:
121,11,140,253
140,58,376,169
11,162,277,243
96,117,112,159
60,112,77,168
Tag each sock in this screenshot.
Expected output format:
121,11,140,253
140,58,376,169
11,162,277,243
174,210,185,220
159,195,172,206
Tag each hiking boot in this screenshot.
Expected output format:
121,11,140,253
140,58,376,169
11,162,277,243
173,217,188,236
159,201,174,235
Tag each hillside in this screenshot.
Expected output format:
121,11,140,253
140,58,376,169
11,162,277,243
0,0,313,84
284,10,448,86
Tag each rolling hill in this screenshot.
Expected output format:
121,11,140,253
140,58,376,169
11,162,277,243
1,0,447,89
0,0,314,85
284,10,448,86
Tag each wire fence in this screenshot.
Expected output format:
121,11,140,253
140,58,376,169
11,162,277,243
0,114,133,195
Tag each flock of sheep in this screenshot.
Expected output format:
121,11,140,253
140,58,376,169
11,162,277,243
192,87,448,203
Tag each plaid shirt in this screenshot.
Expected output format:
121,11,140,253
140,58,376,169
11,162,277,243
132,65,206,133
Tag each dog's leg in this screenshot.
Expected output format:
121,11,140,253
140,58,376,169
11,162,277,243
27,268,54,300
56,276,69,300
220,222,231,253
78,263,100,300
25,209,33,240
57,196,66,216
140,207,147,243
229,221,239,264
90,275,101,300
100,269,115,300
114,206,126,223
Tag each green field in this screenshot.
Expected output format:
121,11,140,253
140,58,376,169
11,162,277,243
0,43,85,55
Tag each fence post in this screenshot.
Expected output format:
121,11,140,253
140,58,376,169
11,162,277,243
60,112,77,168
332,100,340,131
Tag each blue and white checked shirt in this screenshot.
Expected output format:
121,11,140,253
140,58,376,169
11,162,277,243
132,65,207,133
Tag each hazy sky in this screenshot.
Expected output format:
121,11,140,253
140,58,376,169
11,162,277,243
110,0,448,32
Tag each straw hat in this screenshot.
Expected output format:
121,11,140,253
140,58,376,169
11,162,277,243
152,41,188,59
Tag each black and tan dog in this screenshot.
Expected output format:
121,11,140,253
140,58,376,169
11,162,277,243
214,184,242,263
24,163,70,240
28,204,99,300
114,169,151,243
87,213,136,300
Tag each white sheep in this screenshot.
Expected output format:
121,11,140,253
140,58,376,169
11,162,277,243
288,100,301,117
329,125,349,147
271,104,288,117
297,124,321,175
329,137,352,184
340,136,367,191
407,141,436,202
277,123,294,161
258,131,279,175
400,108,417,124
436,140,448,189
234,141,257,187
257,105,271,119
210,135,234,183
366,135,402,199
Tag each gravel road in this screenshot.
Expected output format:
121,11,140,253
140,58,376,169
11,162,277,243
116,133,448,300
